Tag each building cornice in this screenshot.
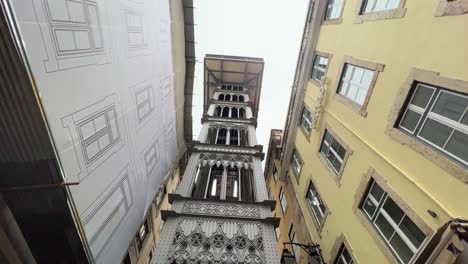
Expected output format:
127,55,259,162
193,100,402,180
279,0,327,181
201,115,258,127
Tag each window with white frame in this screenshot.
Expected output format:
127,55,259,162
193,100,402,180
361,180,426,264
78,107,119,165
325,0,344,20
334,244,354,264
136,85,153,122
306,181,327,225
300,106,313,133
279,187,288,214
291,149,303,177
320,130,347,173
338,64,375,106
361,0,400,14
311,55,329,82
398,83,468,167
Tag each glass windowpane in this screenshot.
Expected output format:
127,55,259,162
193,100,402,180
383,198,405,224
411,84,434,109
400,110,422,132
432,91,468,122
445,131,468,163
418,118,453,147
374,213,395,240
389,232,414,264
399,216,426,249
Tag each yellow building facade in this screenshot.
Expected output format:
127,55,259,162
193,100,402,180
276,0,468,263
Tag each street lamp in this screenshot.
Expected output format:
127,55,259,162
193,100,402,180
281,242,326,264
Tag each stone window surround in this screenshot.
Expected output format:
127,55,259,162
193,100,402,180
354,0,407,23
329,233,357,264
302,176,331,237
385,68,468,183
298,101,313,141
290,147,304,180
333,56,385,117
435,0,468,17
310,51,333,88
316,124,353,187
322,0,347,25
352,168,434,264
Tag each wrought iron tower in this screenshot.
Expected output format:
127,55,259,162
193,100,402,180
153,54,279,263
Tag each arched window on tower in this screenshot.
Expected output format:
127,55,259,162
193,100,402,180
221,107,229,117
218,94,225,101
214,106,222,117
231,108,239,118
221,84,227,90
232,95,238,102
226,167,239,200
240,168,255,201
239,108,246,118
227,85,232,90
233,86,238,91
191,165,211,198
239,95,244,102
225,94,231,101
207,166,223,199
206,127,218,144
216,128,227,144
238,86,243,91
230,129,239,145
240,130,248,146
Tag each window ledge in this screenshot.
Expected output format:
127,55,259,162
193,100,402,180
354,8,406,23
435,0,468,16
333,93,368,117
322,17,343,25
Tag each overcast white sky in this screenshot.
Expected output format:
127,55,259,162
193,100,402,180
191,0,309,165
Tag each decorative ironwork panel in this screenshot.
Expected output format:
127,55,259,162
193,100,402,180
182,202,260,218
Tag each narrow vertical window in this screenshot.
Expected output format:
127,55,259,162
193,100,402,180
226,167,239,200
232,95,238,102
214,106,222,117
273,166,278,182
288,225,300,263
239,95,245,102
230,129,239,145
207,166,223,198
311,55,329,82
222,107,230,117
279,187,288,213
239,108,246,118
225,94,231,101
231,108,239,118
216,128,227,144
290,149,303,177
219,94,225,101
300,106,313,133
306,181,327,226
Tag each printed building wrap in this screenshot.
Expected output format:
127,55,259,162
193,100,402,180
5,0,183,263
